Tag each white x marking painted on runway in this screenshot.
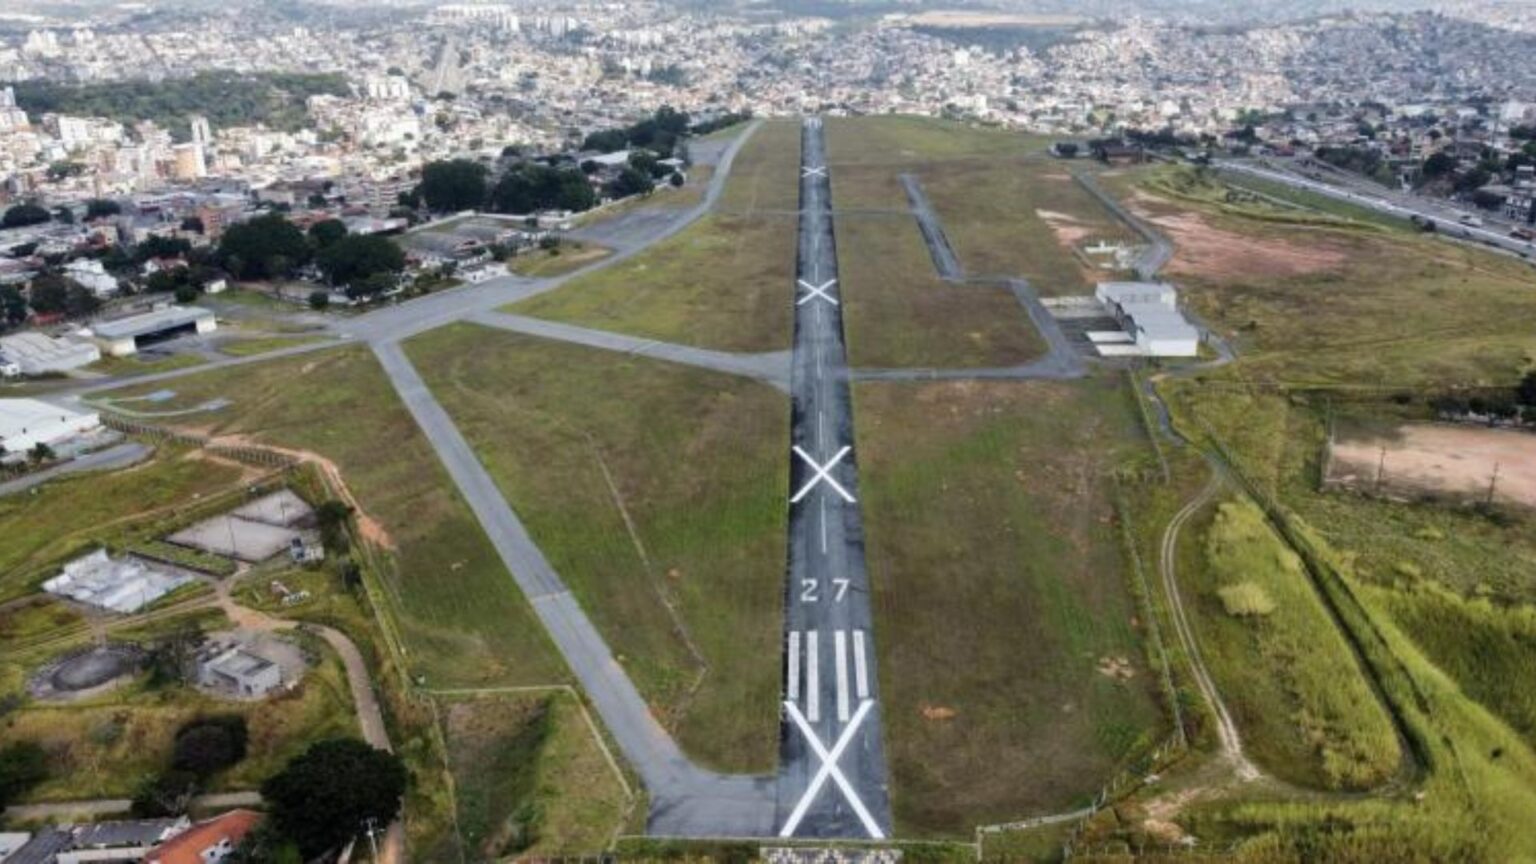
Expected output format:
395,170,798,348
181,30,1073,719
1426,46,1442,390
802,165,827,178
791,446,855,504
779,699,884,839
796,279,839,306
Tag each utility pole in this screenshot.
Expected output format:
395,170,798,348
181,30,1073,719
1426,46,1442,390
1374,444,1387,493
1487,462,1501,507
363,817,381,862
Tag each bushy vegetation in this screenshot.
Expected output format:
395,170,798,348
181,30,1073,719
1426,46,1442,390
261,738,406,859
580,105,691,157
1200,498,1401,790
8,71,349,141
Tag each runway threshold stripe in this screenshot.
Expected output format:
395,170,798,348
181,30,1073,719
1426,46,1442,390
788,631,801,703
835,629,850,723
854,629,869,699
807,630,820,723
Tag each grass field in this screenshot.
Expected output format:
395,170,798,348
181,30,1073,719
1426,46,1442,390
219,335,330,357
715,119,802,214
507,242,613,277
507,214,794,352
855,373,1167,835
1122,166,1536,387
836,215,1044,368
0,450,244,602
84,352,206,378
826,116,1049,167
439,691,630,859
96,348,571,691
1195,497,1400,789
2,630,358,802
406,325,786,772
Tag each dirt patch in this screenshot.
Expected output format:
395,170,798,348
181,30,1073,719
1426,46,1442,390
921,704,958,721
1037,208,1093,246
1097,656,1136,680
1327,423,1536,508
210,434,397,550
1128,192,1348,281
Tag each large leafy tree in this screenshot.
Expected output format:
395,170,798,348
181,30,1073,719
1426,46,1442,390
489,164,595,214
308,218,348,250
0,742,48,808
2,203,50,229
418,159,488,213
0,286,26,328
261,739,405,859
316,234,405,288
218,213,310,280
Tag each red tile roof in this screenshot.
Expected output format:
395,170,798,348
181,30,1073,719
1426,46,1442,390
146,808,263,864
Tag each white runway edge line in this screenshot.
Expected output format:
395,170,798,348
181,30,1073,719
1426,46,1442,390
835,630,851,723
788,631,801,704
779,699,884,840
853,629,869,700
806,630,820,723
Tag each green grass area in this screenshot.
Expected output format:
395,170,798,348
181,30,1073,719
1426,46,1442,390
0,450,244,601
3,630,359,802
506,242,613,277
1219,172,1411,231
715,119,802,214
855,374,1168,835
826,115,1049,166
1124,165,1536,387
405,324,786,772
85,352,207,378
96,348,571,691
0,597,82,645
920,162,1139,295
439,691,630,859
508,214,795,352
836,215,1044,368
1196,497,1400,789
576,166,715,226
218,336,330,357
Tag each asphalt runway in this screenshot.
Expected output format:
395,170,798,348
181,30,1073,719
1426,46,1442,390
772,117,893,840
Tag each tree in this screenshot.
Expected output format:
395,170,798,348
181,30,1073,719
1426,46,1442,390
229,824,302,864
261,739,406,859
180,216,204,234
418,159,487,212
85,199,121,220
218,213,310,280
581,128,628,153
26,273,70,315
136,235,193,263
308,290,330,310
28,442,53,465
1518,371,1536,408
173,283,200,304
172,716,249,777
308,218,348,250
64,284,100,319
2,203,50,228
669,171,685,188
1422,151,1456,178
609,166,654,199
316,234,405,288
0,286,26,328
0,742,48,808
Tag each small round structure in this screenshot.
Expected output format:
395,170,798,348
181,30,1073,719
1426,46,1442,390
29,645,146,701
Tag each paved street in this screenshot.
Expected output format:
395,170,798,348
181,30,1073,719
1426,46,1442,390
772,117,892,840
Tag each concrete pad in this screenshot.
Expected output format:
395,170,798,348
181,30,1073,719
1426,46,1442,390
168,516,299,562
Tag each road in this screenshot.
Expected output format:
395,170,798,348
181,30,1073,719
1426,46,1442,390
1217,158,1536,260
0,442,149,497
772,117,892,840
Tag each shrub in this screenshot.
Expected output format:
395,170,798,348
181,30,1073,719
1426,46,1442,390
172,715,249,777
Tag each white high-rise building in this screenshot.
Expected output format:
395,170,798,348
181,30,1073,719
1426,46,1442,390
189,115,213,149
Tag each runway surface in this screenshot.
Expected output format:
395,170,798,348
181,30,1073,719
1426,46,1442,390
772,117,893,840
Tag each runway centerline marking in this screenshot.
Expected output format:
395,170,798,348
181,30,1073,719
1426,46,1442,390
791,446,855,504
796,279,839,306
819,498,828,554
780,699,884,839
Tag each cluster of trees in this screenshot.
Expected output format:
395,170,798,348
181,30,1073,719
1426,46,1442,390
690,110,753,137
26,272,100,319
217,213,404,298
1313,145,1394,185
0,741,48,809
233,739,406,862
2,203,51,229
133,716,250,817
580,105,692,157
10,71,348,141
489,162,597,214
1428,373,1536,423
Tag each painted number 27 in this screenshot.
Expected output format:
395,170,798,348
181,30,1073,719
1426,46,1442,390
800,578,851,602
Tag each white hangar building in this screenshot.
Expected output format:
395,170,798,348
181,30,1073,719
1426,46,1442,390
1095,281,1201,358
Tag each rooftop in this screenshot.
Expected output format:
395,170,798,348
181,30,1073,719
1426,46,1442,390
0,398,94,442
91,306,213,340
